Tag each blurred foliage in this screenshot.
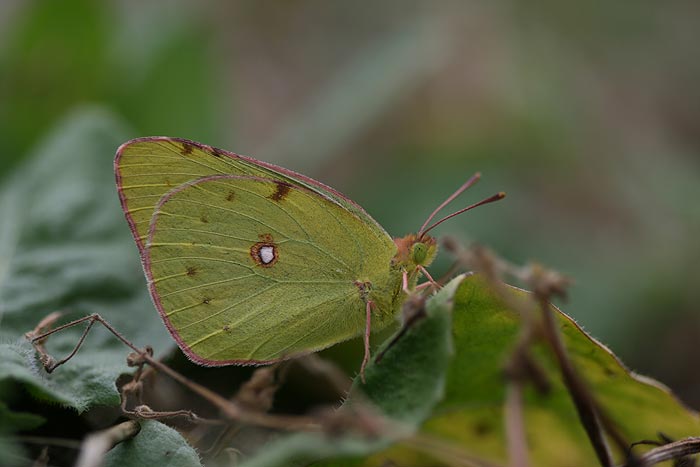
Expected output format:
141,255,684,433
0,0,221,175
0,0,699,465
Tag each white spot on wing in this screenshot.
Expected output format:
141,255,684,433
260,246,275,264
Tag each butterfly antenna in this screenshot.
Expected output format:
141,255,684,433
419,191,506,239
418,173,482,235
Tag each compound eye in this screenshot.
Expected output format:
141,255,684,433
412,242,428,264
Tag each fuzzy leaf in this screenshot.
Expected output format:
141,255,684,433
103,420,202,467
0,108,173,413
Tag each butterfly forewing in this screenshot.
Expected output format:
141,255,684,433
144,175,397,364
116,137,389,253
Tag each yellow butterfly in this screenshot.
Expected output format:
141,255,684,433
116,137,503,378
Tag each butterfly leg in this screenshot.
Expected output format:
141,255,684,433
360,300,375,383
402,269,411,294
418,265,441,291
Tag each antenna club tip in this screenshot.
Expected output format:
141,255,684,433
497,191,506,199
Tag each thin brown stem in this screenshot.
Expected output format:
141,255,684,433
505,381,529,467
538,297,614,466
28,314,140,372
625,437,700,466
27,313,320,432
123,405,224,425
462,245,632,467
128,341,319,431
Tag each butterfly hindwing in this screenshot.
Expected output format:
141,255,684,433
144,175,397,364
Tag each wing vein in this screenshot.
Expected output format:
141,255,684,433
158,273,261,300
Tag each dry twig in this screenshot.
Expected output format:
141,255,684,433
624,436,700,467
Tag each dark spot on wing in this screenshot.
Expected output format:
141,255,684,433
200,214,209,224
202,297,211,305
223,325,231,332
474,420,491,437
186,266,197,276
270,181,292,201
181,142,194,155
225,190,235,202
210,147,225,158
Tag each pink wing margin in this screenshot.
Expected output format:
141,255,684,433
114,136,388,256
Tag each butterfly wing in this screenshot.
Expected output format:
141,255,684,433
115,137,388,254
143,174,399,364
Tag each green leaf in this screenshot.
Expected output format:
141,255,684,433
434,275,699,464
239,276,461,467
364,275,700,466
0,107,173,413
302,275,700,466
103,420,202,467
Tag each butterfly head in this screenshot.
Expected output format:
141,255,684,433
393,234,438,269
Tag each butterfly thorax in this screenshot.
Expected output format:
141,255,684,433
352,234,436,331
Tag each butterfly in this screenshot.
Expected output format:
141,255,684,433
115,137,503,379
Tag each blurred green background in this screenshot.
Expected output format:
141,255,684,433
1,0,698,408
